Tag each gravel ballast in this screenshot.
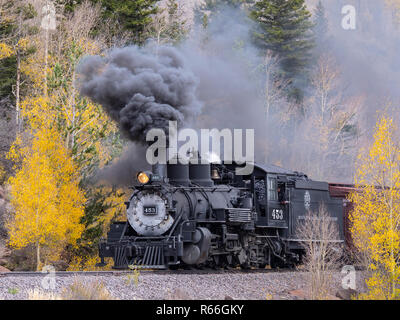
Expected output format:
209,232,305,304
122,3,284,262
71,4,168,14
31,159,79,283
0,271,367,300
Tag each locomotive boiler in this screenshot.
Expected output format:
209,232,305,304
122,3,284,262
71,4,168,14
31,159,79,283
98,157,345,269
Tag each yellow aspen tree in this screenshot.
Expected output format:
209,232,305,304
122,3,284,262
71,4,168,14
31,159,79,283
18,1,121,177
0,0,15,59
7,126,86,271
67,185,126,271
5,1,123,270
0,43,13,59
350,115,400,300
0,162,5,183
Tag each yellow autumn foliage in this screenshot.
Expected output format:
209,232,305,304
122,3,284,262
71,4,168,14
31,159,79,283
0,42,12,59
0,162,5,184
4,1,124,271
67,256,113,271
67,189,125,269
350,115,400,300
7,126,86,271
19,37,119,174
93,186,127,237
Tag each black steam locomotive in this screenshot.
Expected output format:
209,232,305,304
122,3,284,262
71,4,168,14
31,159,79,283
98,158,344,269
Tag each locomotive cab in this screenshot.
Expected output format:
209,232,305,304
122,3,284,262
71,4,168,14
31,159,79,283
244,164,293,229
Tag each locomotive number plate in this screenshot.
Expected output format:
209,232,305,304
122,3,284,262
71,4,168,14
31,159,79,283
270,209,284,220
143,206,157,215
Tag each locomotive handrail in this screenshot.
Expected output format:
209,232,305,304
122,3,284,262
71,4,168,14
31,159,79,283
181,188,195,219
191,182,214,219
118,222,128,242
166,207,184,239
170,186,247,192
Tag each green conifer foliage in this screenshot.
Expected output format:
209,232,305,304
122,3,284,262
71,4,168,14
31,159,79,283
251,0,314,102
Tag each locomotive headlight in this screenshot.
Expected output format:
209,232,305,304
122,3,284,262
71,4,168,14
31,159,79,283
137,172,150,184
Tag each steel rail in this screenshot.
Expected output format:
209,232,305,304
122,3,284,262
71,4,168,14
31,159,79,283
0,268,293,277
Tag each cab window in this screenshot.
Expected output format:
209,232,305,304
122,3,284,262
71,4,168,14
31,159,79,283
255,179,266,202
267,177,277,201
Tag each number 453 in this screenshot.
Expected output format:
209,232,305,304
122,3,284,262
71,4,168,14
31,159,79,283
272,209,284,220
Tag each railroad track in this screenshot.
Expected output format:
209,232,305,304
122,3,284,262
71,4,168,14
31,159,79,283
0,268,293,277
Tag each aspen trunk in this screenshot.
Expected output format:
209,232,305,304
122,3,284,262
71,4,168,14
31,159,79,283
36,241,40,271
15,47,21,132
44,28,49,97
15,12,22,133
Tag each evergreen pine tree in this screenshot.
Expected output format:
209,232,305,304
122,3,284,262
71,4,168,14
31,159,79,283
251,0,314,103
98,0,160,44
0,2,35,99
313,0,329,51
0,5,15,98
0,55,16,99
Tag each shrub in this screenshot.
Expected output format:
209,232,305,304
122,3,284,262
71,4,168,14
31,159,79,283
61,277,115,300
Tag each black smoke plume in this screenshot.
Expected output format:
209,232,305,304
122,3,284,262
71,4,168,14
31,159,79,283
77,45,202,144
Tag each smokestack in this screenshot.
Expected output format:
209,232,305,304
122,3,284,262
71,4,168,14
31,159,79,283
151,146,167,181
189,153,214,187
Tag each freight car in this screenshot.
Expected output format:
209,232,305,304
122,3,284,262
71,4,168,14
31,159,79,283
98,158,349,269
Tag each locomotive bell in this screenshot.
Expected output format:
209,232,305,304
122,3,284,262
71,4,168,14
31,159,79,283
211,169,220,180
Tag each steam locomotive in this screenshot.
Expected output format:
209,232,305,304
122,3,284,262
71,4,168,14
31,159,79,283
98,157,347,269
